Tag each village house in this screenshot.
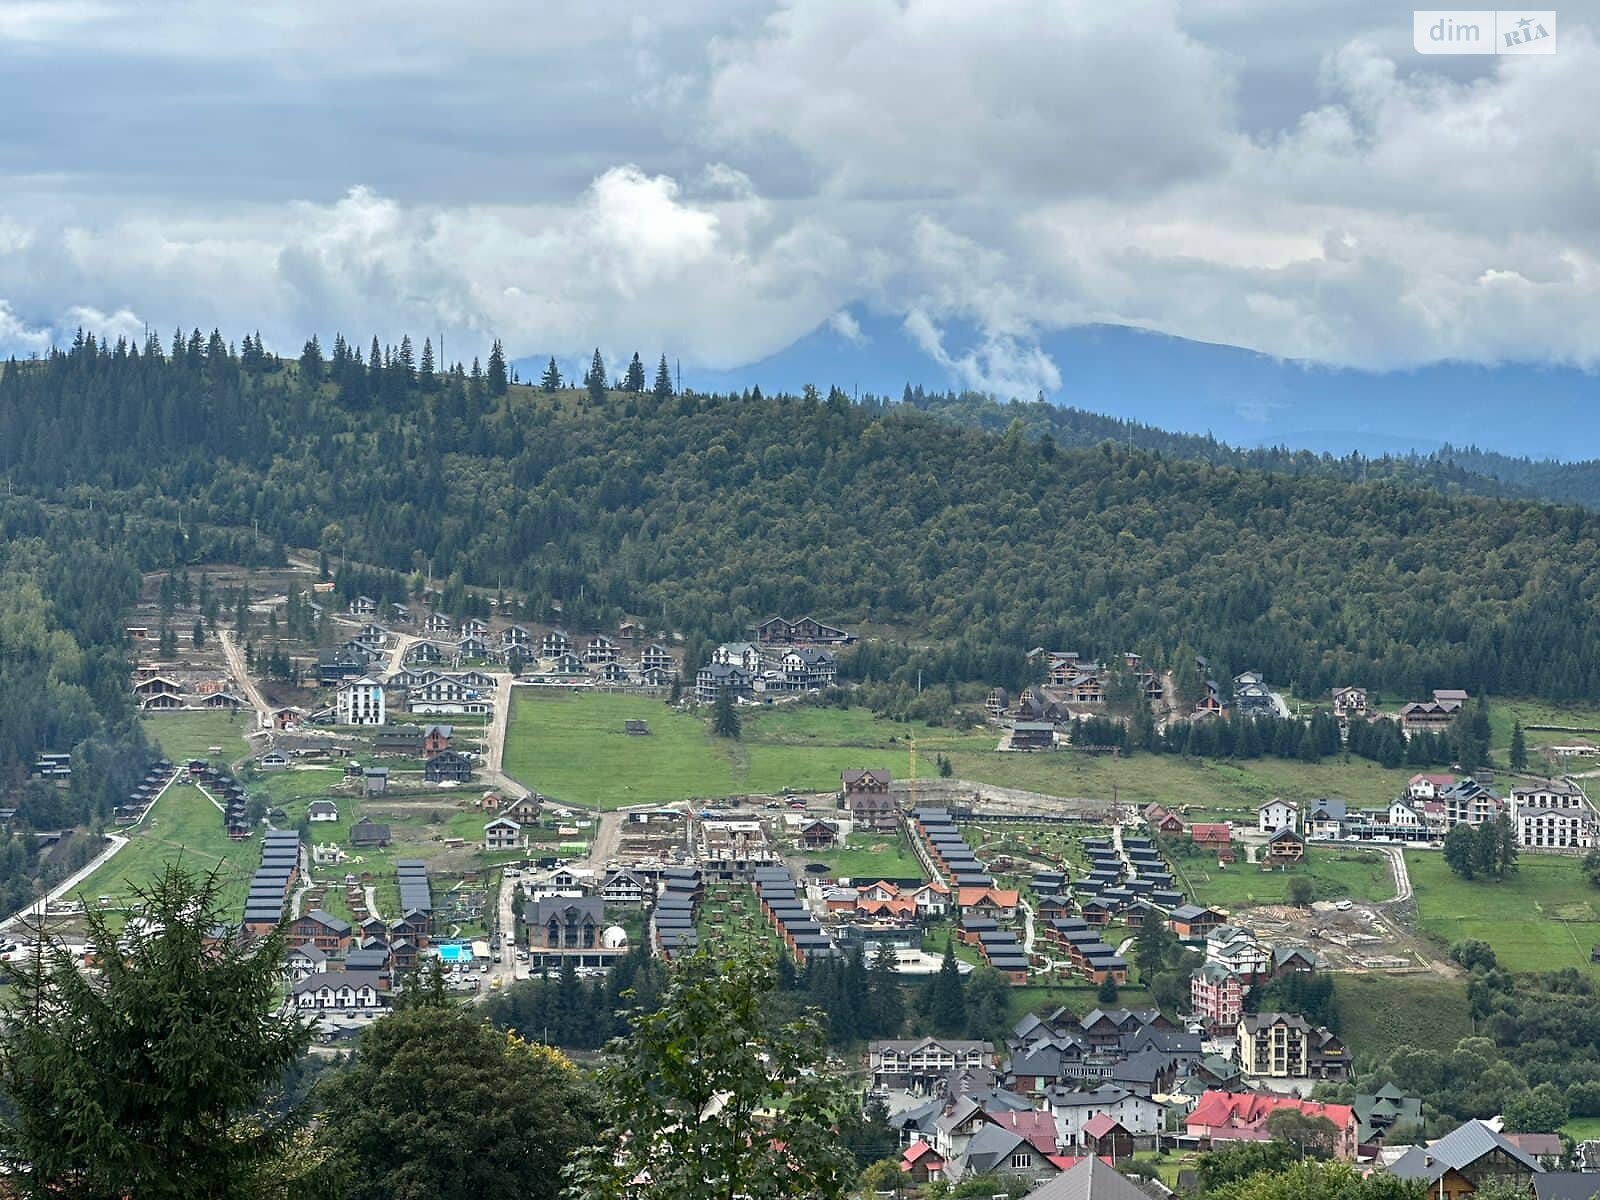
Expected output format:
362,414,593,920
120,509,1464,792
1189,823,1235,863
640,643,674,673
869,1037,995,1093
287,909,352,955
599,870,648,905
350,818,391,847
1191,962,1246,1031
540,630,572,657
585,635,619,664
798,819,838,850
695,662,752,704
292,970,386,1013
959,886,1021,922
841,768,897,832
1510,779,1597,851
1307,798,1348,839
307,799,338,823
1263,827,1306,866
1330,686,1369,719
422,724,452,754
423,749,474,784
1143,803,1185,836
483,817,522,850
1257,799,1298,834
1187,1091,1358,1160
748,615,855,645
1387,1119,1544,1196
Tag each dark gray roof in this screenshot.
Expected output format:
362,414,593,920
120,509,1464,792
1532,1176,1600,1200
1388,1120,1545,1183
1021,1154,1160,1200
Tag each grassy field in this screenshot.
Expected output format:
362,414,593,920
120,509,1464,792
1182,847,1396,909
1407,851,1600,972
1564,1117,1600,1142
799,831,924,882
505,693,981,808
74,783,260,913
141,711,253,765
1490,698,1600,758
1335,974,1472,1064
506,693,1424,815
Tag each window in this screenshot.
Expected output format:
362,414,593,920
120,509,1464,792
1011,1153,1032,1169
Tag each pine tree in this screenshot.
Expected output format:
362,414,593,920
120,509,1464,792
368,335,382,382
0,867,314,1195
931,941,965,1035
487,338,509,396
585,348,607,401
540,357,562,392
1510,720,1528,770
397,334,417,386
419,338,436,391
623,352,645,393
712,689,741,739
653,354,673,399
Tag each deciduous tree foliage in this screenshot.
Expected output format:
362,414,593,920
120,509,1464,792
567,951,856,1200
0,866,315,1199
316,1002,594,1200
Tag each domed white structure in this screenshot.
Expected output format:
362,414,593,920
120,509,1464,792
601,924,629,950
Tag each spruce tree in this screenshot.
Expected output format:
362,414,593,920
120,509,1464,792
653,354,673,399
420,337,436,391
1510,720,1528,770
932,941,965,1035
623,352,646,393
488,338,509,396
585,348,607,401
540,357,563,392
398,334,417,385
0,867,314,1195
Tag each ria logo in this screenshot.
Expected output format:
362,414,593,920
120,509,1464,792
1413,10,1557,54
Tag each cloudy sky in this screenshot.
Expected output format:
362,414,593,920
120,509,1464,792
1,0,1596,393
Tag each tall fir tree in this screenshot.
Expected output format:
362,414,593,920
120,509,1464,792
419,337,436,391
653,354,673,399
487,338,509,396
585,348,607,401
623,352,646,393
540,357,562,392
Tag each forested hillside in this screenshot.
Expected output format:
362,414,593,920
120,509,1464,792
5,331,1600,730
902,387,1554,505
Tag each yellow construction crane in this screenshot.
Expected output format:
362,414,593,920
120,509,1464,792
907,735,917,812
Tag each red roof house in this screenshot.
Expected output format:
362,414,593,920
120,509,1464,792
1187,1090,1357,1160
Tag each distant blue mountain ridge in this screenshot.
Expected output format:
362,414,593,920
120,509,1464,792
516,309,1600,463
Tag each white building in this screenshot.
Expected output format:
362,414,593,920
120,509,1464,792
484,817,522,850
712,642,765,674
308,799,339,823
1515,807,1595,851
292,970,386,1012
1205,925,1272,982
1257,799,1298,835
1044,1085,1163,1144
336,676,386,726
1387,800,1425,829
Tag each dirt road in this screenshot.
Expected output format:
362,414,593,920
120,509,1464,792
217,628,272,734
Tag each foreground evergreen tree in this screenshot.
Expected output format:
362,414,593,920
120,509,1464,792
712,689,741,739
540,356,562,391
317,998,592,1200
565,951,856,1200
0,866,316,1198
653,354,673,399
487,339,509,396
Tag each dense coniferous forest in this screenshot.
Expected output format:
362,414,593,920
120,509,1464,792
902,386,1600,507
6,330,1600,800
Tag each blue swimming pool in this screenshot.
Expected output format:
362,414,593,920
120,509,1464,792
437,944,471,964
